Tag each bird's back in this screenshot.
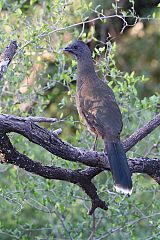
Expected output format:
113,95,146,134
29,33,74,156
76,72,123,141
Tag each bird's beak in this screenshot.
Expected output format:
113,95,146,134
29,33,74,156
63,47,74,54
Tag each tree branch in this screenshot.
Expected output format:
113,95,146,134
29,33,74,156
0,134,108,215
0,114,57,123
0,41,18,81
0,113,159,170
0,113,159,214
123,113,160,151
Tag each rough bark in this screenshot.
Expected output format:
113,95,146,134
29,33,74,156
0,113,159,214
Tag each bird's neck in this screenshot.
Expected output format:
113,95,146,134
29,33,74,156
77,56,95,74
77,56,96,88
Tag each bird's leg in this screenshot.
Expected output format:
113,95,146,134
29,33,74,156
92,134,98,151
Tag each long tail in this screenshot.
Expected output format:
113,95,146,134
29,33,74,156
105,140,132,195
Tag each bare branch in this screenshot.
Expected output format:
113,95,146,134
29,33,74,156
1,114,57,123
0,112,159,215
123,113,160,152
0,41,18,81
17,14,141,51
0,134,108,214
0,113,159,172
97,212,160,240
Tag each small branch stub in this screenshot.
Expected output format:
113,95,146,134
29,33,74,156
0,41,18,81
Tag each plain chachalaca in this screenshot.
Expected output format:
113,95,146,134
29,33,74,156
64,40,132,194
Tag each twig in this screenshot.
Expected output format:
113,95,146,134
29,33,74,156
1,114,57,123
123,113,160,152
88,212,96,240
96,212,160,240
17,14,140,52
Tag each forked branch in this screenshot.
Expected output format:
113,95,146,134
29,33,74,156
0,113,159,214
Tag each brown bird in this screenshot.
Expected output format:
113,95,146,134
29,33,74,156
64,40,132,194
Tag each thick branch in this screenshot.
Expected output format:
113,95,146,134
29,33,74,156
1,114,159,213
0,134,108,214
0,41,18,81
0,113,159,170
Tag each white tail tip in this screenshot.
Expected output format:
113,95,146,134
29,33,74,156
115,185,133,196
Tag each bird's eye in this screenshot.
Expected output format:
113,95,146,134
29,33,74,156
74,45,78,49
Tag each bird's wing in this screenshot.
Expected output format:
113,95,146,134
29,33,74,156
84,82,122,139
77,80,123,139
96,82,123,137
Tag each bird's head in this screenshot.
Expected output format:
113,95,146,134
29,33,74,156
64,40,91,59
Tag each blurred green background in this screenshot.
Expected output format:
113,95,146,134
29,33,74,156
0,0,160,239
